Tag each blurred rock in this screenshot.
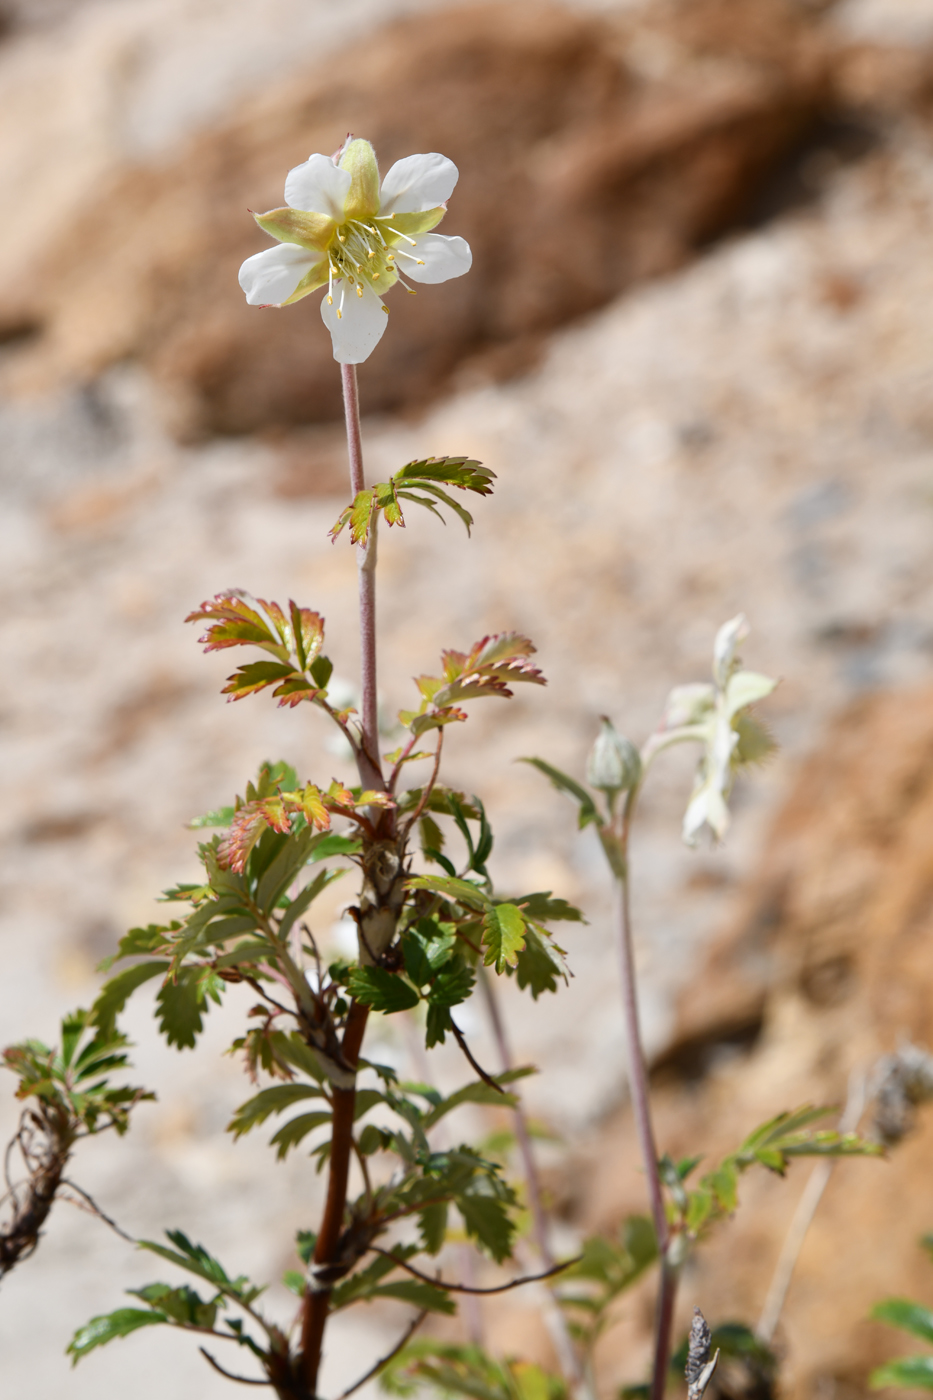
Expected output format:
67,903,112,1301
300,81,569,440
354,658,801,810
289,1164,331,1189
2,0,835,435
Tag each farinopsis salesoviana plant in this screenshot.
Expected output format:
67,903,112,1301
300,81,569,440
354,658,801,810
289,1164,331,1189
2,136,884,1400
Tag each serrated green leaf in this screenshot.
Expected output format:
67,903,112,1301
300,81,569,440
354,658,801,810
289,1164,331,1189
348,966,420,1014
139,1230,263,1306
283,1270,306,1298
228,1083,326,1138
457,1194,515,1264
407,874,490,911
429,961,476,1009
872,1300,933,1345
269,1111,333,1159
68,1308,169,1362
419,1202,448,1256
513,892,586,924
514,927,563,999
482,904,526,973
92,961,168,1037
401,931,435,988
156,966,218,1050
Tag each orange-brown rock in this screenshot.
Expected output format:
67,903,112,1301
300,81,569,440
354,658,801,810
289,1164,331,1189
569,685,933,1400
4,0,832,436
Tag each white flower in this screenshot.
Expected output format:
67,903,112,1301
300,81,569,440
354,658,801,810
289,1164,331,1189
238,137,472,364
678,615,777,846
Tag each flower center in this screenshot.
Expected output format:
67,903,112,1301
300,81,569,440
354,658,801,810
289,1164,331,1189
325,216,425,318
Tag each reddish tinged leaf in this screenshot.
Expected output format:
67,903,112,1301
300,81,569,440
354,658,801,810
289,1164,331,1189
218,802,277,872
382,479,405,528
221,661,295,700
288,601,324,671
272,676,322,708
408,707,468,738
285,784,330,831
325,780,355,811
394,456,495,496
185,591,287,659
329,505,353,542
356,791,395,808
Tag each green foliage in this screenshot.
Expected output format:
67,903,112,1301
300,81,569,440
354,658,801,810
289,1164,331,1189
870,1240,933,1390
871,1357,933,1390
90,764,361,1055
482,904,526,973
873,1299,933,1346
2,1009,151,1138
186,592,328,708
69,1231,269,1371
669,1108,883,1240
68,1307,172,1362
557,1217,657,1349
138,1230,265,1308
349,965,421,1014
381,1339,567,1400
228,1083,327,1139
400,635,546,738
330,457,496,546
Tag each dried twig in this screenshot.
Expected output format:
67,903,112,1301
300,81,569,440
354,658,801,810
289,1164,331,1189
59,1178,135,1243
756,1070,866,1342
686,1307,719,1400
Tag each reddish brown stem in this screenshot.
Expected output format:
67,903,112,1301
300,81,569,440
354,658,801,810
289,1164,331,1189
299,1000,370,1396
341,364,383,792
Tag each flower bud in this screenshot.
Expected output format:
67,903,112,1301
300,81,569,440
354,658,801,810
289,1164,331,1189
586,718,641,797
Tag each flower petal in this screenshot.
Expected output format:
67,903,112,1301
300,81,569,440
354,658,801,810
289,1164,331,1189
379,153,459,214
285,153,351,219
395,233,472,285
340,138,381,221
321,281,389,363
253,207,335,252
382,207,446,239
239,243,326,306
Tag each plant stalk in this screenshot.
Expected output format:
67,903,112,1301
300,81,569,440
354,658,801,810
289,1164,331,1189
613,795,672,1400
300,1000,370,1396
340,364,383,792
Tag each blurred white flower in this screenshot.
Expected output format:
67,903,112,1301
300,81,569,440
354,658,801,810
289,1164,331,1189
663,614,777,846
239,136,472,364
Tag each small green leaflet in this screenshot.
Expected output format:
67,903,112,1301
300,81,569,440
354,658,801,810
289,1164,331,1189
330,457,496,547
228,1083,326,1139
482,904,526,973
68,1308,169,1363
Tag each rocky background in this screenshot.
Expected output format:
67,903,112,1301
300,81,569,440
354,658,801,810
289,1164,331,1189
3,0,933,1396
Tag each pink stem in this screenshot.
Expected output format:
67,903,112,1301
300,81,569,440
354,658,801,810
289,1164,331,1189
340,364,383,791
614,801,674,1400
